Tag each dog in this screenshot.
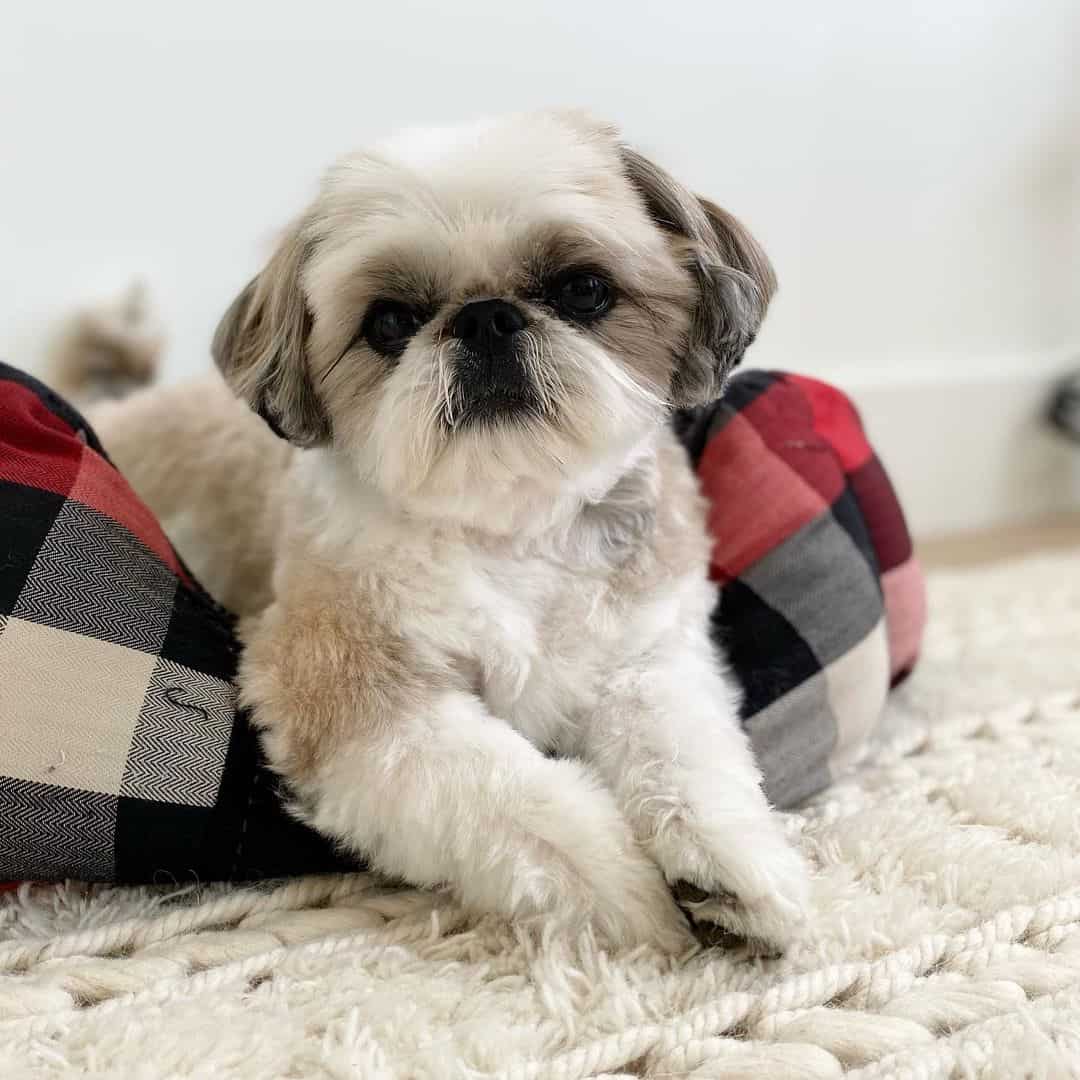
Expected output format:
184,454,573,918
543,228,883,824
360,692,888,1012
90,110,810,952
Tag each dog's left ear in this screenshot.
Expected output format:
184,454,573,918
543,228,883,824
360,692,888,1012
212,218,331,447
620,147,777,405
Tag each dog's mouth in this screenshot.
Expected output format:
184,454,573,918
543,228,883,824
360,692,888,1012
445,348,549,430
449,386,547,430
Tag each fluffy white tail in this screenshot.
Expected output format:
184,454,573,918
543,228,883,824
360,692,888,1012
46,280,164,405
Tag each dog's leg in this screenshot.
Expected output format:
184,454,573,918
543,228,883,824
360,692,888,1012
241,601,690,952
288,693,692,951
580,631,810,951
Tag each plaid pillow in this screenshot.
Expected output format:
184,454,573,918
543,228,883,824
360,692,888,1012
0,363,923,882
0,363,349,882
678,370,925,807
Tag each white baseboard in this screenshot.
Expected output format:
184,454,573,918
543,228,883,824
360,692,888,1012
818,355,1080,541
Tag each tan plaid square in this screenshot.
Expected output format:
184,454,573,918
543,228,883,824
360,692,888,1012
0,617,155,795
825,619,890,775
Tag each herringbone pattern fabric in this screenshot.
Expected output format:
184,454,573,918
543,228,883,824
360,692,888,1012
13,499,176,652
122,659,236,807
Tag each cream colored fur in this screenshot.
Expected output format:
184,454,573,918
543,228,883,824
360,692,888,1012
89,111,808,951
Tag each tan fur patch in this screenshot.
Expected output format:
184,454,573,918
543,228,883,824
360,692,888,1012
238,560,450,786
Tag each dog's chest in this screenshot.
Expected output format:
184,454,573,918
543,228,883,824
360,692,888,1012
433,545,667,751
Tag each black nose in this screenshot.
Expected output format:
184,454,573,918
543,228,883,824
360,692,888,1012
450,299,527,347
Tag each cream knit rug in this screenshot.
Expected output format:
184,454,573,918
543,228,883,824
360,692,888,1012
2,552,1080,1078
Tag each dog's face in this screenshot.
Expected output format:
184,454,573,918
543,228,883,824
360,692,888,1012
213,112,775,515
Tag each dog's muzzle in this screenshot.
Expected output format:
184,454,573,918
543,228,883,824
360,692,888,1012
448,299,541,427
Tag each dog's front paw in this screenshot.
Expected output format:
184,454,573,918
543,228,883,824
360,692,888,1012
576,842,696,955
500,829,693,956
457,758,694,955
654,819,810,954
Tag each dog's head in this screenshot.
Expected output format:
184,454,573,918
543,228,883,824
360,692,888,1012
213,111,775,516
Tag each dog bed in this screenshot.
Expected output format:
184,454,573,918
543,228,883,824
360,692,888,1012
0,362,924,883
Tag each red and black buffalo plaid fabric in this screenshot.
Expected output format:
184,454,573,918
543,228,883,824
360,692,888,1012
0,362,924,883
678,370,925,807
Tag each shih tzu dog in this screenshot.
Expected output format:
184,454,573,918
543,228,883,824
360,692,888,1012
92,110,809,951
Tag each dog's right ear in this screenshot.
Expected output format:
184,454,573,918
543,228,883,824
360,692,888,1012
620,147,776,405
212,220,331,446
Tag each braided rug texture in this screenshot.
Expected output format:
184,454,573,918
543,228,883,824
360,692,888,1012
2,552,1080,1079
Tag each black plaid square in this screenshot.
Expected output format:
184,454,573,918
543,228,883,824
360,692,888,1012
0,777,116,880
0,481,66,616
13,499,177,651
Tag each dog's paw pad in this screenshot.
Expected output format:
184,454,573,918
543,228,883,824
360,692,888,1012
671,878,800,957
672,880,715,905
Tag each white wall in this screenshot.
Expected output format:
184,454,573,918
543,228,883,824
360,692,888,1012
3,0,1079,535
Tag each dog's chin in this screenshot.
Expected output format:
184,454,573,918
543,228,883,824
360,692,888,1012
342,394,656,534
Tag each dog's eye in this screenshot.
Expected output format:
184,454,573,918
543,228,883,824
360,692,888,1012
363,300,425,357
552,272,614,320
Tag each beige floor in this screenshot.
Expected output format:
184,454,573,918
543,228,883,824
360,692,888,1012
918,512,1080,569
